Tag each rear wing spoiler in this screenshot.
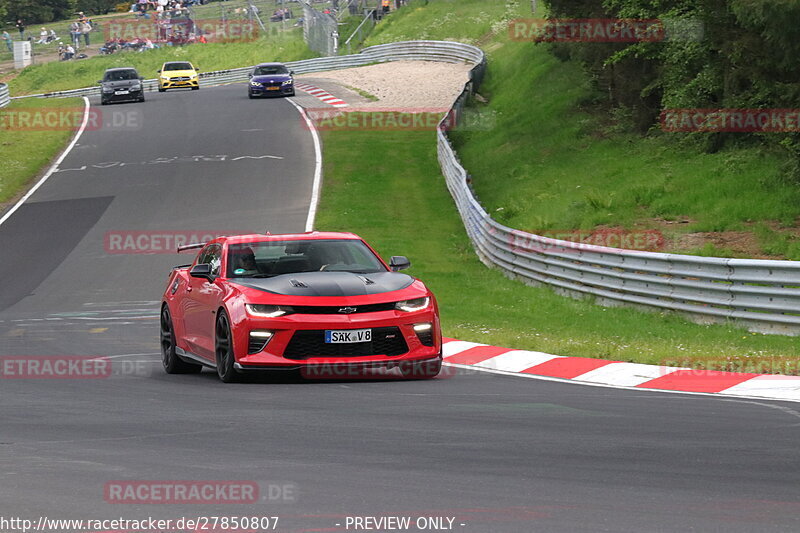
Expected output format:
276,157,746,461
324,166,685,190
177,242,206,253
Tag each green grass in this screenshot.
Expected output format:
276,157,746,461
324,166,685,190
8,28,315,96
0,97,82,204
365,0,514,45
316,126,800,373
451,40,800,236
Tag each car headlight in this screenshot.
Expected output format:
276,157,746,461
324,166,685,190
246,304,294,317
190,74,198,79
102,87,114,93
282,79,293,86
161,75,170,80
250,81,261,86
395,297,430,312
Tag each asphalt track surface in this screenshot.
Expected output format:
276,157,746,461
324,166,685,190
1,83,799,533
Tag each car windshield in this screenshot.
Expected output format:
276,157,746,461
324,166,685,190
254,65,288,76
227,239,386,278
164,62,193,71
104,70,138,81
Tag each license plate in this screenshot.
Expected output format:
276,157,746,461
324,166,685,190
267,86,280,91
115,90,129,95
325,329,371,343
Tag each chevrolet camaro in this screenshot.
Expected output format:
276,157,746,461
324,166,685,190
160,232,442,382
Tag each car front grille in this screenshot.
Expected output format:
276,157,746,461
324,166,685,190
291,302,396,315
283,327,408,359
172,77,190,81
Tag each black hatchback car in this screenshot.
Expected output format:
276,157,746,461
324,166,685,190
99,67,145,105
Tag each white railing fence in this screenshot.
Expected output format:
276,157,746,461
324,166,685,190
0,84,9,108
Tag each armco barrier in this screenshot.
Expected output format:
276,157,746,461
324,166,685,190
437,46,800,336
0,83,9,108
12,40,799,334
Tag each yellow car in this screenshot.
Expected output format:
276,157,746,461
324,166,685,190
157,61,200,92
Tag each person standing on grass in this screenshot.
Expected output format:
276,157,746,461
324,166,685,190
70,21,81,48
2,31,12,52
81,19,92,47
15,20,25,40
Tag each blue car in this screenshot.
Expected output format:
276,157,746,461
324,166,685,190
248,62,295,98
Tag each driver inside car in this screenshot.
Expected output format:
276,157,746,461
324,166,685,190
230,247,259,276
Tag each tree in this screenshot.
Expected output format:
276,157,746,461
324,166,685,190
1,0,77,24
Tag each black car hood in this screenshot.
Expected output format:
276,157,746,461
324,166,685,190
231,271,414,297
252,74,291,83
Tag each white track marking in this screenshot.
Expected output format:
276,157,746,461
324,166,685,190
288,99,323,232
0,97,91,227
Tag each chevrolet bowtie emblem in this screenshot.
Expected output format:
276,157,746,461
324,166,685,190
338,307,357,314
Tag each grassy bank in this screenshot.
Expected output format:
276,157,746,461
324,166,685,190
0,98,82,204
316,127,800,373
9,28,314,96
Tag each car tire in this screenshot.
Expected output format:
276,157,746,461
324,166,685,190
215,310,240,383
192,86,199,91
248,91,255,99
139,95,145,102
288,90,295,97
399,357,442,379
161,305,202,374
100,98,108,105
158,87,166,93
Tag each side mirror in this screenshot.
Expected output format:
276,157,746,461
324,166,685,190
157,69,161,73
290,70,295,75
139,76,144,80
97,80,102,83
389,256,411,271
189,263,213,280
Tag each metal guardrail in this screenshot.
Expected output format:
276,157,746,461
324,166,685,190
0,83,9,108
12,39,795,334
436,44,800,335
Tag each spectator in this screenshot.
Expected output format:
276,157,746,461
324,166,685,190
48,29,57,42
15,20,25,40
64,44,75,60
69,21,81,48
36,27,48,44
81,19,92,46
2,30,12,52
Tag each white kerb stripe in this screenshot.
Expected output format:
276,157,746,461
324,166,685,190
442,341,485,358
720,375,800,401
572,362,685,388
474,350,562,372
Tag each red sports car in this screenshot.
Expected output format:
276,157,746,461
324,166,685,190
160,232,442,382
